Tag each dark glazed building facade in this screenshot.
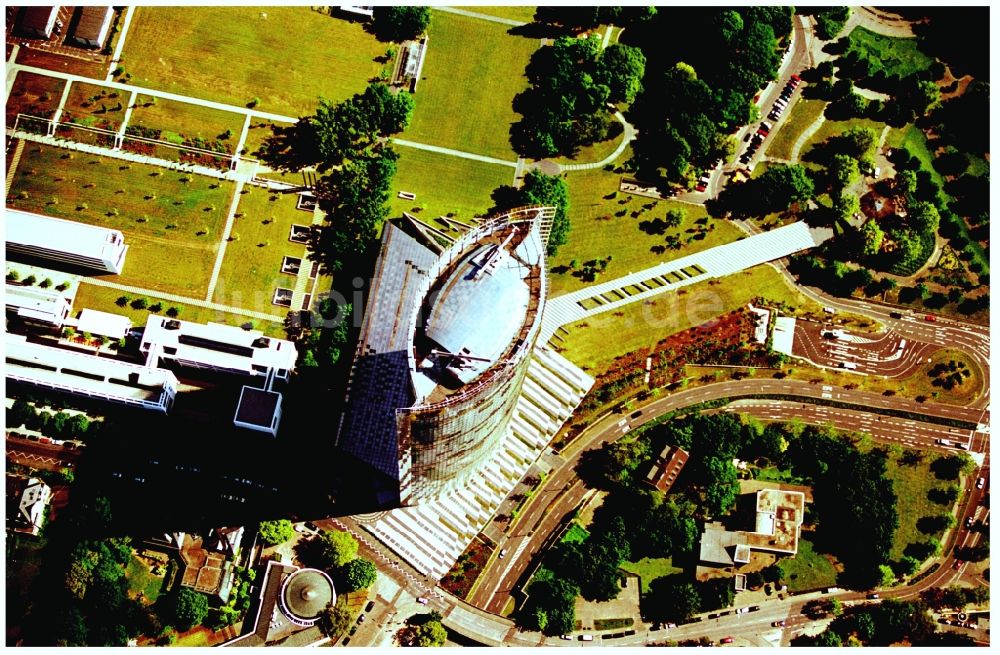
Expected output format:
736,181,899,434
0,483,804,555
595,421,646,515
336,206,554,507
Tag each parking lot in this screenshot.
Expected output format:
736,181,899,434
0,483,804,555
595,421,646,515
791,319,938,377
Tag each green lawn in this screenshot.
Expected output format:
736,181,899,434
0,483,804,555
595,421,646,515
846,26,934,78
778,537,838,592
7,145,234,296
388,147,512,227
72,283,288,338
456,6,536,22
121,6,388,116
128,95,246,143
550,166,744,297
62,81,128,129
556,265,823,372
242,119,290,159
126,554,166,604
620,556,683,594
213,188,309,311
768,98,827,161
404,10,539,160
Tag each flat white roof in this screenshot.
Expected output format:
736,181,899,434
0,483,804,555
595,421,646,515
141,316,297,374
772,316,796,356
77,309,132,339
6,209,127,264
5,333,177,403
5,284,71,322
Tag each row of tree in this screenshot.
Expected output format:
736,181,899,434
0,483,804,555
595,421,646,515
793,597,976,647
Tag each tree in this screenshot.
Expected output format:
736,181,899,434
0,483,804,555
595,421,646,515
372,6,431,42
878,563,897,587
342,558,378,591
701,456,739,516
698,577,735,613
496,171,571,256
258,519,295,546
647,578,702,622
860,219,885,256
319,603,353,638
172,588,210,630
317,529,359,569
596,44,646,104
410,620,447,647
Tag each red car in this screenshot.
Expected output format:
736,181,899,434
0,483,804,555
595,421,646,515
721,637,735,644
924,314,936,322
790,73,801,81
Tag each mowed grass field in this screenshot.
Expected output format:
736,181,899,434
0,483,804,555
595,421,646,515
7,145,233,296
620,556,683,594
72,283,289,338
556,265,823,372
549,165,744,297
768,98,827,161
120,6,387,116
404,10,539,159
129,95,247,143
213,189,309,312
388,147,512,226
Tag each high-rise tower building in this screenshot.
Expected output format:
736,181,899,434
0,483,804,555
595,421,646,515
337,206,554,506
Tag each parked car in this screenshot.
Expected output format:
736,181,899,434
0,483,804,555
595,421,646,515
499,549,507,559
720,637,734,644
966,516,975,528
357,613,366,624
417,597,429,605
953,559,964,570
737,607,750,614
924,314,936,322
580,634,594,641
772,620,786,627
889,311,903,318
867,593,880,600
977,477,985,489
365,601,375,612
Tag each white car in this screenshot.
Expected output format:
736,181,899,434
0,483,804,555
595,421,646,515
417,597,429,605
976,477,985,489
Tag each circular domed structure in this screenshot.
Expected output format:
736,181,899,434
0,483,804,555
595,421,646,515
279,568,335,626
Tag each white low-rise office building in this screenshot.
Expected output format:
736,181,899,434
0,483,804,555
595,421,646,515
5,333,178,413
6,210,129,274
5,284,72,327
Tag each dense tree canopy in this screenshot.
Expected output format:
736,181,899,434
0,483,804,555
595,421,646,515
317,529,360,569
173,588,210,631
372,6,431,42
490,171,571,255
341,558,378,591
258,519,295,546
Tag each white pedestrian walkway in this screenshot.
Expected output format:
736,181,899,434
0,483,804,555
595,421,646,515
540,221,832,344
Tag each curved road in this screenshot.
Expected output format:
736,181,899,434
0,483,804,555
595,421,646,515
468,376,989,615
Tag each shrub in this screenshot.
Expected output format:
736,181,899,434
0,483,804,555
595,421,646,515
116,295,131,307
56,281,70,291
6,270,20,282
166,306,182,317
22,275,37,286
149,302,163,313
39,278,53,288
131,297,149,310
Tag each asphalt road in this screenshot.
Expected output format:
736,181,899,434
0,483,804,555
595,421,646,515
792,320,941,379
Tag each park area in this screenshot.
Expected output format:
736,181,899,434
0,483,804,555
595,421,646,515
61,81,129,131
404,10,539,160
213,188,310,312
120,6,388,116
7,144,234,296
777,537,838,593
388,147,512,226
620,556,683,594
549,166,742,297
845,26,934,79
